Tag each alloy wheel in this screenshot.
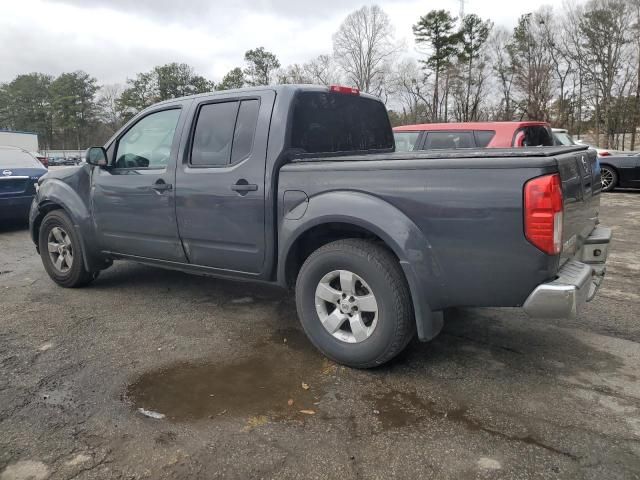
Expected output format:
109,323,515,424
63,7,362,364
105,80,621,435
314,270,379,343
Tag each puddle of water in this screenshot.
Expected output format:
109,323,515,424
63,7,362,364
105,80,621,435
126,352,323,422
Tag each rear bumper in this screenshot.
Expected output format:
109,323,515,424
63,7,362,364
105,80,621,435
523,226,611,319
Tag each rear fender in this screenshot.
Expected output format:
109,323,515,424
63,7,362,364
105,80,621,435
279,190,445,341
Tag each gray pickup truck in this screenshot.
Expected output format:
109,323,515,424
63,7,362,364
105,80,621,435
29,85,611,368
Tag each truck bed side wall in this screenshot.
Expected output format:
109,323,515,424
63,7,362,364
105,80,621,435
278,159,559,310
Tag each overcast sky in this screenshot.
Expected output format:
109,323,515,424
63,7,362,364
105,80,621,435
1,0,581,86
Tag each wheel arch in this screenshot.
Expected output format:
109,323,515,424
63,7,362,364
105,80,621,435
278,190,445,341
32,179,104,272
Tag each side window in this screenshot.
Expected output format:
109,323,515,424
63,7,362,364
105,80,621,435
425,131,474,150
231,100,260,163
191,101,238,166
394,132,421,152
474,130,496,148
115,109,181,169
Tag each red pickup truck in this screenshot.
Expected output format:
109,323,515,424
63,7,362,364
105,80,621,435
393,121,554,152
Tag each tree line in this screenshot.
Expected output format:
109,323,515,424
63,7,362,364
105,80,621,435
1,0,639,151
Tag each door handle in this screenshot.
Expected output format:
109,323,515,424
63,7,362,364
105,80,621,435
152,179,173,193
231,180,258,195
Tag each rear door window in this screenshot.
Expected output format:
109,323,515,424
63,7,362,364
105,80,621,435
191,102,238,166
231,100,260,163
424,131,475,150
290,92,393,154
191,99,260,167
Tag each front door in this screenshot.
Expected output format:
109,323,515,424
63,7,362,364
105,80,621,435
92,106,187,262
175,91,274,275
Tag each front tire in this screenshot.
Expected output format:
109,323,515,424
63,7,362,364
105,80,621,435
600,165,617,192
295,239,415,368
38,210,97,288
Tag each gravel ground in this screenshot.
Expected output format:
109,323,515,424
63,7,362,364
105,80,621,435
1,191,639,480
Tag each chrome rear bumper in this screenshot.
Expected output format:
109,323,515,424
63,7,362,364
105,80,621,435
523,226,611,319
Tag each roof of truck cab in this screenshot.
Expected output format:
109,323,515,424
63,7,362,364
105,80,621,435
393,121,550,132
152,84,380,107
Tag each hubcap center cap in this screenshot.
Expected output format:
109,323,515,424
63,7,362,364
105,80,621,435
340,301,352,313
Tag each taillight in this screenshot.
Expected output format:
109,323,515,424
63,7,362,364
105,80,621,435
329,85,360,95
599,151,611,157
524,173,563,255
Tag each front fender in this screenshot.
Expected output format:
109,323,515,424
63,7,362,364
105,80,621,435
32,176,102,272
278,190,445,341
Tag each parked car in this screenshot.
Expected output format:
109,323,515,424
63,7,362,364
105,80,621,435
598,152,640,191
573,137,632,158
63,156,79,166
551,128,577,147
0,146,47,222
393,121,554,152
30,85,611,368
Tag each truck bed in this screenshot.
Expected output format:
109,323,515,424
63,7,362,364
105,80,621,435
279,145,600,310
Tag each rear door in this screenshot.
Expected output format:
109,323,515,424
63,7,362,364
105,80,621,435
175,90,275,274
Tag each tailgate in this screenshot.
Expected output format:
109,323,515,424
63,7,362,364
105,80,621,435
555,148,600,264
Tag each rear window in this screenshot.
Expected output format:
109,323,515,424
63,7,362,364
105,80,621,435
394,132,421,152
516,126,554,147
0,149,41,168
424,131,474,150
290,92,393,154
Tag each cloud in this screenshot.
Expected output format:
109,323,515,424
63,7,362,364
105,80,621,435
1,0,586,86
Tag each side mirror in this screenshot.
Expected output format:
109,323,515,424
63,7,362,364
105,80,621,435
86,146,108,167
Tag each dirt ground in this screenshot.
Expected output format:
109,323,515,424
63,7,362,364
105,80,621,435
1,191,639,480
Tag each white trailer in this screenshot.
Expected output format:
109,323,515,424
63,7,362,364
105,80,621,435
0,130,39,152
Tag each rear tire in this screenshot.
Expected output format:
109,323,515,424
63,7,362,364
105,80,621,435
295,239,415,368
600,165,617,192
38,210,97,288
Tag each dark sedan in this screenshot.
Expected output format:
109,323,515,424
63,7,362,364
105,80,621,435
0,146,48,222
599,152,640,191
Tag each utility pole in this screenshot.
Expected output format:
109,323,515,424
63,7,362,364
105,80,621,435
459,0,465,19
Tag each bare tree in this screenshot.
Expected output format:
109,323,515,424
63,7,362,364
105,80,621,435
580,0,633,147
303,54,342,86
97,84,124,134
488,27,516,120
509,12,555,120
333,5,400,94
388,58,432,123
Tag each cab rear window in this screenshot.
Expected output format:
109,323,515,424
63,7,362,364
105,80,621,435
290,92,393,154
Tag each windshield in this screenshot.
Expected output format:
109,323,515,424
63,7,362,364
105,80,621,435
553,132,576,146
394,132,420,152
0,149,42,168
290,92,393,154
